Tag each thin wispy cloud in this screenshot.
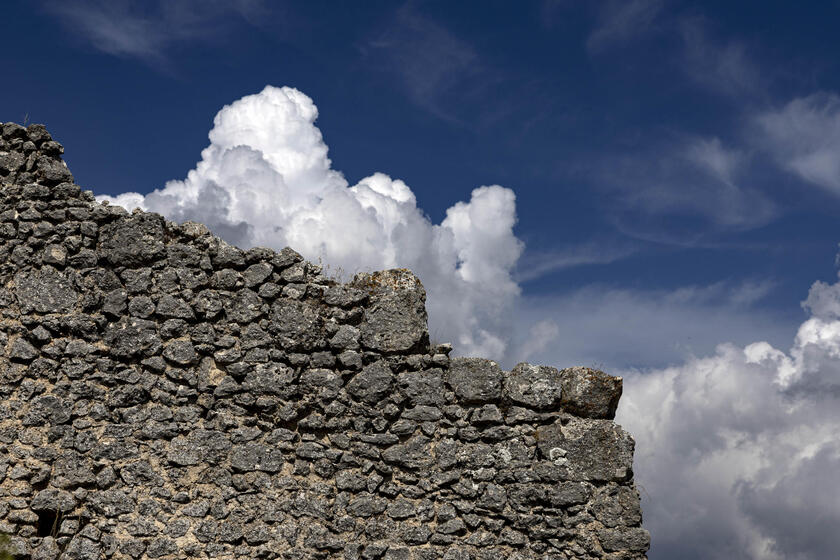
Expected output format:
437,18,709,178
754,92,840,194
683,136,743,187
679,17,763,98
515,242,638,283
43,0,265,63
586,0,664,52
595,134,775,245
361,4,485,122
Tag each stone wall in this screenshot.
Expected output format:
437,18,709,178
0,122,650,560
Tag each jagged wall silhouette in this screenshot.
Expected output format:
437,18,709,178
0,122,649,560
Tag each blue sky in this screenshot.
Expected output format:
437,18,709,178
5,1,840,558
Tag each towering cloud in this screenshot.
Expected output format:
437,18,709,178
101,86,522,359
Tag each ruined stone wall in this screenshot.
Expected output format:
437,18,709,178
0,122,650,560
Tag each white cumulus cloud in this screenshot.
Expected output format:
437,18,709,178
100,85,523,359
616,271,840,559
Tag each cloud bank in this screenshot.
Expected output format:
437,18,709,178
617,272,840,559
101,85,522,359
512,279,791,372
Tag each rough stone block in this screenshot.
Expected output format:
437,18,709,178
560,366,623,419
504,362,563,410
14,267,79,313
353,269,429,353
99,213,166,267
447,357,503,403
536,417,635,482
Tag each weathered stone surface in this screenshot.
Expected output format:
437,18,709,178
99,213,166,266
269,298,323,349
397,368,445,406
230,443,285,472
347,360,393,404
354,269,429,353
329,324,360,350
162,338,197,365
105,318,162,358
382,435,434,469
9,337,38,361
15,266,79,313
536,417,635,482
224,288,263,323
548,481,592,507
598,526,651,552
42,243,67,266
31,488,77,512
505,362,563,410
447,357,503,403
0,123,648,560
560,366,623,419
592,484,643,528
36,154,74,184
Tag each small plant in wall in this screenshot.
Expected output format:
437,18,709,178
0,533,13,560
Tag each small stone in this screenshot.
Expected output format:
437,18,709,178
213,243,245,267
397,369,445,406
244,262,273,287
536,418,635,482
42,243,67,266
224,289,263,323
473,404,503,425
36,155,73,184
598,527,651,553
329,324,360,350
402,406,442,422
9,337,38,361
436,518,466,535
15,267,79,313
323,285,367,307
99,213,166,267
31,488,77,512
382,435,433,469
346,493,388,517
156,294,195,319
163,339,197,365
230,443,284,473
102,289,127,316
347,360,393,404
